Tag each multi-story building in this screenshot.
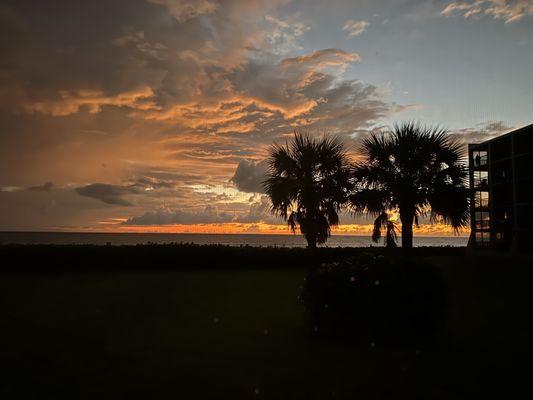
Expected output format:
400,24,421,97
468,124,533,252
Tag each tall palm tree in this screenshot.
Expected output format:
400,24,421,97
349,122,469,249
263,132,351,249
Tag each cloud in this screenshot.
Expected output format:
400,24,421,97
123,205,233,225
75,183,141,206
145,47,397,140
234,195,277,223
112,30,168,60
148,0,218,23
451,120,512,148
0,0,415,232
342,20,370,37
74,173,194,206
124,194,279,225
24,86,158,117
441,1,533,23
27,182,54,192
281,48,360,67
0,186,116,230
264,14,310,54
231,160,268,193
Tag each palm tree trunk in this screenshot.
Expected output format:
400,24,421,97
400,211,414,249
305,229,317,249
306,235,319,269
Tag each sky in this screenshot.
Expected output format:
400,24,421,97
0,0,532,235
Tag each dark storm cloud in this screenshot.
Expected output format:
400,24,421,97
0,0,167,112
230,160,268,193
123,194,281,225
233,195,279,224
75,183,141,206
27,182,53,192
0,186,115,230
74,174,193,206
123,205,234,225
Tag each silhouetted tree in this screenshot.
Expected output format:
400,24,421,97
372,211,398,248
350,122,469,249
264,132,351,249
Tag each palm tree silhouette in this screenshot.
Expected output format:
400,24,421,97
263,132,351,249
350,122,469,249
372,211,398,248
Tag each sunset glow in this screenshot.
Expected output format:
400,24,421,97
1,1,532,236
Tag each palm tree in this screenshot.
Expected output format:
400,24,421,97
263,132,351,249
372,211,398,248
349,122,469,249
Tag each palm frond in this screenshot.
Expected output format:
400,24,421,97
428,185,470,231
385,220,398,248
372,211,388,243
349,189,390,215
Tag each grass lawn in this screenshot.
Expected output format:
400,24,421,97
1,249,532,399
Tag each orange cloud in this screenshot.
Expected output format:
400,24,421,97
24,86,158,116
282,48,360,67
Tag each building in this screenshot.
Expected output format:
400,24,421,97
468,124,533,252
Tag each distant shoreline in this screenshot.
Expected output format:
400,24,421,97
0,231,468,247
0,230,469,238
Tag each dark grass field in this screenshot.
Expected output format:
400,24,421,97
1,245,532,399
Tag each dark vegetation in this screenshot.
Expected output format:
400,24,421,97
0,243,463,273
302,253,446,347
1,244,532,398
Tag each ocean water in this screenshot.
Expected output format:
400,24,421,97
0,232,468,247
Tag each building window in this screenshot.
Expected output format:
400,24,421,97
475,211,490,229
475,231,490,246
472,151,488,167
473,170,488,188
474,191,489,208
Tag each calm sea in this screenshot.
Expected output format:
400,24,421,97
0,232,468,247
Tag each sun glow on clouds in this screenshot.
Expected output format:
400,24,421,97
93,221,468,236
188,184,251,203
3,0,521,235
24,86,159,117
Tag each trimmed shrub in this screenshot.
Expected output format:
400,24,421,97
301,253,447,347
